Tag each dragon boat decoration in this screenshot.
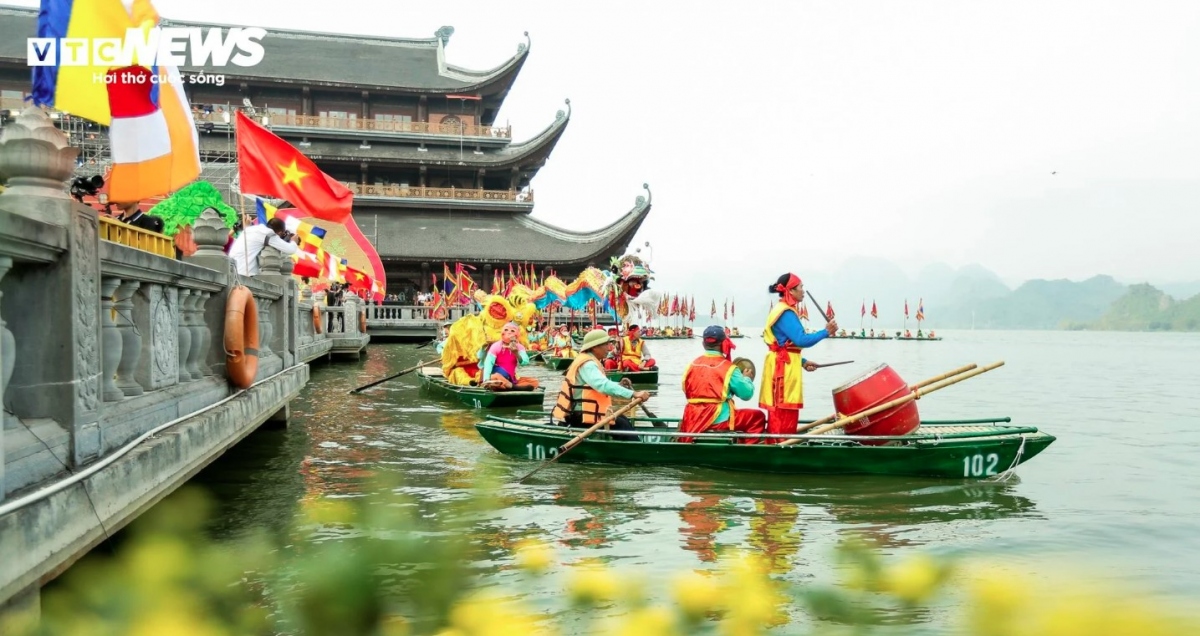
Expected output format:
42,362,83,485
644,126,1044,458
437,253,658,388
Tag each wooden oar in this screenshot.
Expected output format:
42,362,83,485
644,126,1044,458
791,363,979,434
780,361,1003,444
620,378,664,426
348,357,441,394
517,397,647,483
416,338,438,349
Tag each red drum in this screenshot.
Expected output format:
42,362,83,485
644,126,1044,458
831,363,920,439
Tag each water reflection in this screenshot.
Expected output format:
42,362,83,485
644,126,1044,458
556,479,620,549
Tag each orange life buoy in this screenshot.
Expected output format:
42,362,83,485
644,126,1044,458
359,311,366,333
224,286,259,389
313,304,323,334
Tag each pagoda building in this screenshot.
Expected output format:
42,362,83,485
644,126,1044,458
0,7,651,295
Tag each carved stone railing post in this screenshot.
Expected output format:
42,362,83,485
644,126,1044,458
0,108,79,224
113,280,143,396
194,291,213,377
183,291,204,380
188,209,232,264
0,109,104,465
0,256,12,495
100,277,124,402
258,297,273,359
258,245,283,276
344,297,361,335
133,284,178,391
176,288,193,383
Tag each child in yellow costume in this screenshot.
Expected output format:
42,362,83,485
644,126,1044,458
440,291,518,386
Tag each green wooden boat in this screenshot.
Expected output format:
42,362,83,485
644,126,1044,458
894,337,944,341
547,356,575,371
605,369,659,384
475,416,1055,479
417,368,546,409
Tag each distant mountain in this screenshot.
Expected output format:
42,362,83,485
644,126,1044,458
1082,284,1200,331
962,275,1127,329
1160,281,1200,301
657,259,1190,331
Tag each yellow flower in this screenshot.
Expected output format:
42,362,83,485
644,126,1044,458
882,554,942,604
672,571,723,619
126,535,194,589
568,562,620,605
966,567,1028,635
514,538,553,573
301,498,356,526
129,609,226,636
380,613,412,636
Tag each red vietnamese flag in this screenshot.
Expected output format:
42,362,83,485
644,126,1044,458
871,300,878,319
861,300,866,317
710,299,716,318
236,111,354,223
345,266,371,291
799,303,809,320
826,301,835,319
905,299,910,317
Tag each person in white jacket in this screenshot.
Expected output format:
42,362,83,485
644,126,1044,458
228,218,298,276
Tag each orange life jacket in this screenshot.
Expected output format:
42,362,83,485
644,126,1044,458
551,353,613,425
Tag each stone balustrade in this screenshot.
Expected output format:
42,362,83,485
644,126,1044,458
0,106,376,613
0,107,367,501
363,304,471,341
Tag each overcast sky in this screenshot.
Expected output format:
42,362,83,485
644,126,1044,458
15,0,1200,288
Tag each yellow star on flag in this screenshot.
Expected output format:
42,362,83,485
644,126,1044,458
278,159,309,188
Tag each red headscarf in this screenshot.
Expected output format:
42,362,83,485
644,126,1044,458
774,273,802,307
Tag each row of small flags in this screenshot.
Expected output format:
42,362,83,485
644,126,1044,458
656,296,699,321
858,299,926,320
253,198,381,299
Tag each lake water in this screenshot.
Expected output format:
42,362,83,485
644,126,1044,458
191,329,1200,631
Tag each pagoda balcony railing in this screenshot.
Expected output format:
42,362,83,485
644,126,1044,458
191,109,512,139
345,183,533,203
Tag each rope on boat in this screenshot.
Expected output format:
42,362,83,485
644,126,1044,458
991,434,1027,482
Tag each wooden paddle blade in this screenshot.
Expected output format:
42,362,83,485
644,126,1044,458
349,357,441,393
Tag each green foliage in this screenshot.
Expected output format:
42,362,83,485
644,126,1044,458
1086,284,1200,331
21,478,1200,636
147,181,238,237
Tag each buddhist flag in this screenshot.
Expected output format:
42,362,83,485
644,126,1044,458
904,299,910,317
730,299,735,317
291,251,322,278
104,64,201,202
236,111,354,222
916,299,925,321
32,0,200,201
710,300,716,318
724,300,728,321
871,300,878,319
